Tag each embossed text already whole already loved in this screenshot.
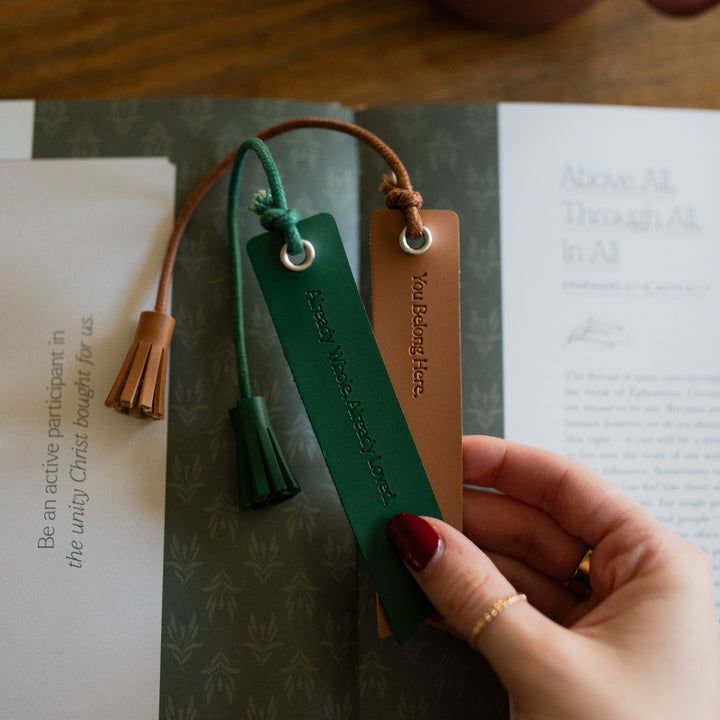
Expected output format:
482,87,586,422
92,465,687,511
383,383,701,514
305,289,397,507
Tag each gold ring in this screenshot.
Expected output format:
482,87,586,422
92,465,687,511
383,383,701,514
567,547,593,598
468,592,527,648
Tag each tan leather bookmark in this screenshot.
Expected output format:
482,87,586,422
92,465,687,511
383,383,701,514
371,208,463,636
371,208,463,528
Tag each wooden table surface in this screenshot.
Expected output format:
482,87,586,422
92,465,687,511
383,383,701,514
1,0,719,109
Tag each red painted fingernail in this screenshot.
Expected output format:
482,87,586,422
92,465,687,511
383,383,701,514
387,513,441,571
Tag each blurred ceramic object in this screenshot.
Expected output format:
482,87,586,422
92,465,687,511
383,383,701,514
645,0,719,14
439,0,718,30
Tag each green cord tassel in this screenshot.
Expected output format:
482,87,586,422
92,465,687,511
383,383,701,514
229,397,300,510
227,138,302,510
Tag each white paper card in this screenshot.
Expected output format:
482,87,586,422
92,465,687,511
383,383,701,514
0,100,35,159
0,158,176,718
499,103,720,617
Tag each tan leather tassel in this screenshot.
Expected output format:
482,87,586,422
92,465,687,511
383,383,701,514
105,311,175,419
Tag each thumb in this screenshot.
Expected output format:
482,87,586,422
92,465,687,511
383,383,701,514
387,513,559,683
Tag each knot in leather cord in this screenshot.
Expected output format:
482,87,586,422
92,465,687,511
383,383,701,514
380,173,424,239
250,189,303,254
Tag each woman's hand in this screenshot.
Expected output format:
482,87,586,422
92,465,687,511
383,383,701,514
387,435,720,719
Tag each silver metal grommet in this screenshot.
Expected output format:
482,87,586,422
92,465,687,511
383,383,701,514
399,225,432,255
280,239,315,271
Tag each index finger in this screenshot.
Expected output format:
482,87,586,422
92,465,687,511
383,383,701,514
462,435,653,548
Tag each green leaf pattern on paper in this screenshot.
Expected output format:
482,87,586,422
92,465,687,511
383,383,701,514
280,651,318,701
201,651,242,704
203,568,243,621
164,613,203,668
243,613,283,668
166,533,204,586
244,694,279,720
322,693,355,720
244,532,284,586
34,99,508,719
320,612,355,665
468,306,503,358
358,650,391,700
397,693,430,720
168,453,206,507
164,694,198,720
204,490,241,541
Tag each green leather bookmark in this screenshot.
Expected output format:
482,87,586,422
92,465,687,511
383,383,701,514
247,213,442,643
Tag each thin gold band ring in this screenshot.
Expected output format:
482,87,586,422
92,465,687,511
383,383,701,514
468,592,527,648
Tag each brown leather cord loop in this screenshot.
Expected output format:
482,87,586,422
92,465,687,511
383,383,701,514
155,156,232,313
380,171,424,235
154,117,423,314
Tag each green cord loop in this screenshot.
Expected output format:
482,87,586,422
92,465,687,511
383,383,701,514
228,138,301,397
